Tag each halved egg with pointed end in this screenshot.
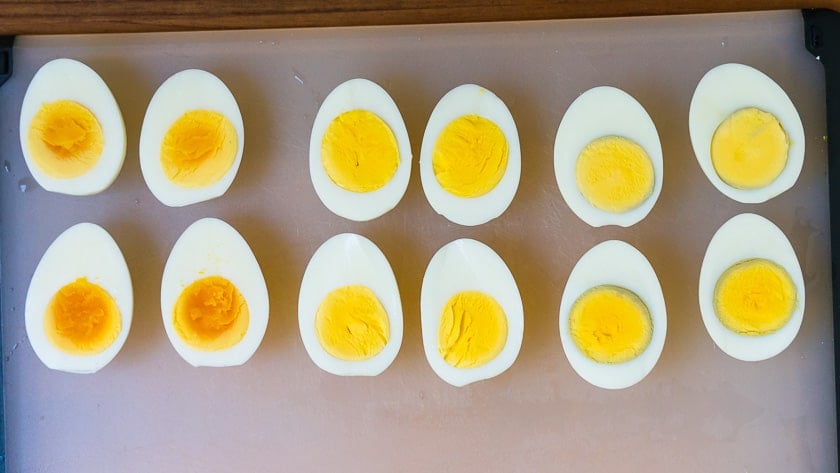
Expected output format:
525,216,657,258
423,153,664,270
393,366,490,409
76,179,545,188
140,70,244,207
161,218,268,367
699,213,804,361
298,233,403,376
20,58,126,195
25,223,133,373
559,240,666,389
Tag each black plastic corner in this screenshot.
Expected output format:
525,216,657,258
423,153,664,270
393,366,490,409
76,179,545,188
0,36,12,89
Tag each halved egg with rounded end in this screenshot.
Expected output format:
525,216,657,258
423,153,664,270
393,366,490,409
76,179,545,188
298,233,403,376
689,63,804,203
559,240,666,389
25,223,133,373
140,70,244,207
419,84,521,226
421,238,523,387
309,79,412,222
554,86,663,227
698,213,805,361
19,58,126,196
161,218,268,367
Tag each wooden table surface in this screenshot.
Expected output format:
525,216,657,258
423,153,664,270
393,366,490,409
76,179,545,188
0,0,838,35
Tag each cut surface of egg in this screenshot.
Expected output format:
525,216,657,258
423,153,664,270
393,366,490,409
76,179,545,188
309,79,412,221
140,69,244,207
161,218,268,367
419,84,521,226
689,63,804,203
554,86,663,227
421,238,523,386
25,223,133,373
559,240,666,389
698,213,804,361
298,233,403,376
19,58,126,195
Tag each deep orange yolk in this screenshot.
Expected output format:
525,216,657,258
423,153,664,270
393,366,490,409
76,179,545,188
28,100,105,179
173,276,249,351
160,110,238,188
44,277,121,355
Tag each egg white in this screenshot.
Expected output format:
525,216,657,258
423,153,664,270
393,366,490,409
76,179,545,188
689,63,804,204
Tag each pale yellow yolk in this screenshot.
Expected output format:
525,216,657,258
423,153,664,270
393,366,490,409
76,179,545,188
44,277,121,355
714,259,796,335
28,100,105,179
711,107,789,189
160,110,238,188
575,136,654,213
173,276,249,351
321,110,399,193
569,285,652,364
315,285,390,361
432,115,508,198
438,290,508,368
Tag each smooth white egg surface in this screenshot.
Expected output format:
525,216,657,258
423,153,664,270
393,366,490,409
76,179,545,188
419,84,521,226
298,233,403,376
19,58,126,196
25,223,133,373
161,217,268,367
698,213,805,361
554,86,663,227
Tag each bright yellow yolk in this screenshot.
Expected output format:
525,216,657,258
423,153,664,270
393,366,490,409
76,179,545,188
321,110,400,193
569,285,652,364
438,290,508,368
27,100,105,179
160,110,238,188
711,107,789,189
315,285,390,361
432,115,508,198
44,277,121,355
575,136,654,213
714,259,796,335
173,276,249,351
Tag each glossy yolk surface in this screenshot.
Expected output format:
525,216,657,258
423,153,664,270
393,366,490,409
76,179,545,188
28,100,104,179
321,110,399,193
438,290,508,368
173,276,249,351
432,115,508,198
714,258,796,335
160,110,237,188
711,107,789,189
45,277,121,355
575,136,654,213
315,285,390,361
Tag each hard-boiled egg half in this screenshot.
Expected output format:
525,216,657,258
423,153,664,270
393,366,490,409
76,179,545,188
19,58,126,195
689,63,804,203
559,240,666,389
298,233,403,376
25,223,133,373
554,86,663,227
140,70,244,207
419,84,521,226
421,238,523,386
309,79,412,221
699,213,804,361
161,218,268,367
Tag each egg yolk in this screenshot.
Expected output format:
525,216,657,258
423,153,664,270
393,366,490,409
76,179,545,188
173,276,249,351
27,100,105,179
315,285,390,361
321,110,400,193
714,258,796,335
44,277,121,355
575,136,654,213
711,107,789,189
438,290,508,368
160,110,238,188
569,285,652,364
432,115,508,198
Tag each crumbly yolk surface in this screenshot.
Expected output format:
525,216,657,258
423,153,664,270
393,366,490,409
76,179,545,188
161,110,237,188
321,110,399,193
569,285,652,364
714,258,796,335
711,107,789,189
432,115,508,198
315,285,390,361
28,100,105,179
438,290,508,368
45,277,121,355
173,276,249,351
575,136,654,213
